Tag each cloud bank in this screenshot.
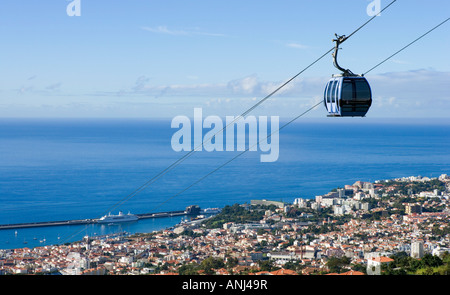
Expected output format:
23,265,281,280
1,69,449,118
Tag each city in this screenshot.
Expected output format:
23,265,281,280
0,174,449,275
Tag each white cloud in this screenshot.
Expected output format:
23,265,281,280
227,74,260,94
17,85,34,94
286,42,309,49
133,75,151,91
368,69,450,100
123,74,315,99
130,69,450,117
141,26,189,36
45,82,62,91
364,69,450,117
141,26,225,37
6,69,448,118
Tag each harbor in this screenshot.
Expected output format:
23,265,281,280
0,205,201,231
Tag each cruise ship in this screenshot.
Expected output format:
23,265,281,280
98,211,139,223
202,208,221,214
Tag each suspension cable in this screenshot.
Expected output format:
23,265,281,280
99,0,398,216
151,101,324,212
146,16,450,214
62,12,449,244
364,17,450,75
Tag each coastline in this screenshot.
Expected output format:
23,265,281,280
0,173,448,276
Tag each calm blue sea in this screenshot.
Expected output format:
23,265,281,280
0,117,449,249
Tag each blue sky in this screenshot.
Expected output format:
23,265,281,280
0,0,449,119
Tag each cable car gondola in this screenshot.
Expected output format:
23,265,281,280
324,34,372,117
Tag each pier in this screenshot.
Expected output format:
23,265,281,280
0,205,201,230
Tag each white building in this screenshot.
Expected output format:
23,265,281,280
411,241,424,259
366,256,394,275
293,198,308,208
333,205,344,216
321,197,336,207
438,174,448,180
432,246,450,258
311,202,320,211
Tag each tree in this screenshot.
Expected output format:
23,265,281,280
178,263,199,275
326,256,350,273
202,204,265,229
200,257,224,274
226,257,238,269
258,260,278,272
421,254,443,268
284,260,302,273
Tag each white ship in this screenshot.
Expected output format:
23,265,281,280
202,208,221,214
98,211,138,223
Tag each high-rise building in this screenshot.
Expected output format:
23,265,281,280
411,241,424,259
405,204,422,215
294,198,307,208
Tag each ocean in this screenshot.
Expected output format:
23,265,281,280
0,117,449,249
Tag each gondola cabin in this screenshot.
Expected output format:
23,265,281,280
323,75,372,117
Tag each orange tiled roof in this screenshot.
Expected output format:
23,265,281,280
371,256,394,263
339,270,365,275
326,270,364,275
270,268,298,275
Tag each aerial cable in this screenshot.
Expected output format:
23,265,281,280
60,1,400,244
60,6,449,246
364,17,450,75
345,0,397,41
60,100,323,244
100,0,398,216
147,16,450,214
148,101,323,212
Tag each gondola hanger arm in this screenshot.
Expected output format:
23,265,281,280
332,33,355,76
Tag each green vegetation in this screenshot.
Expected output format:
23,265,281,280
382,179,446,196
202,203,266,229
431,224,450,237
326,256,351,273
382,252,450,275
177,257,236,275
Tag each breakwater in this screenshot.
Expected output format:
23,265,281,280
0,206,200,230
